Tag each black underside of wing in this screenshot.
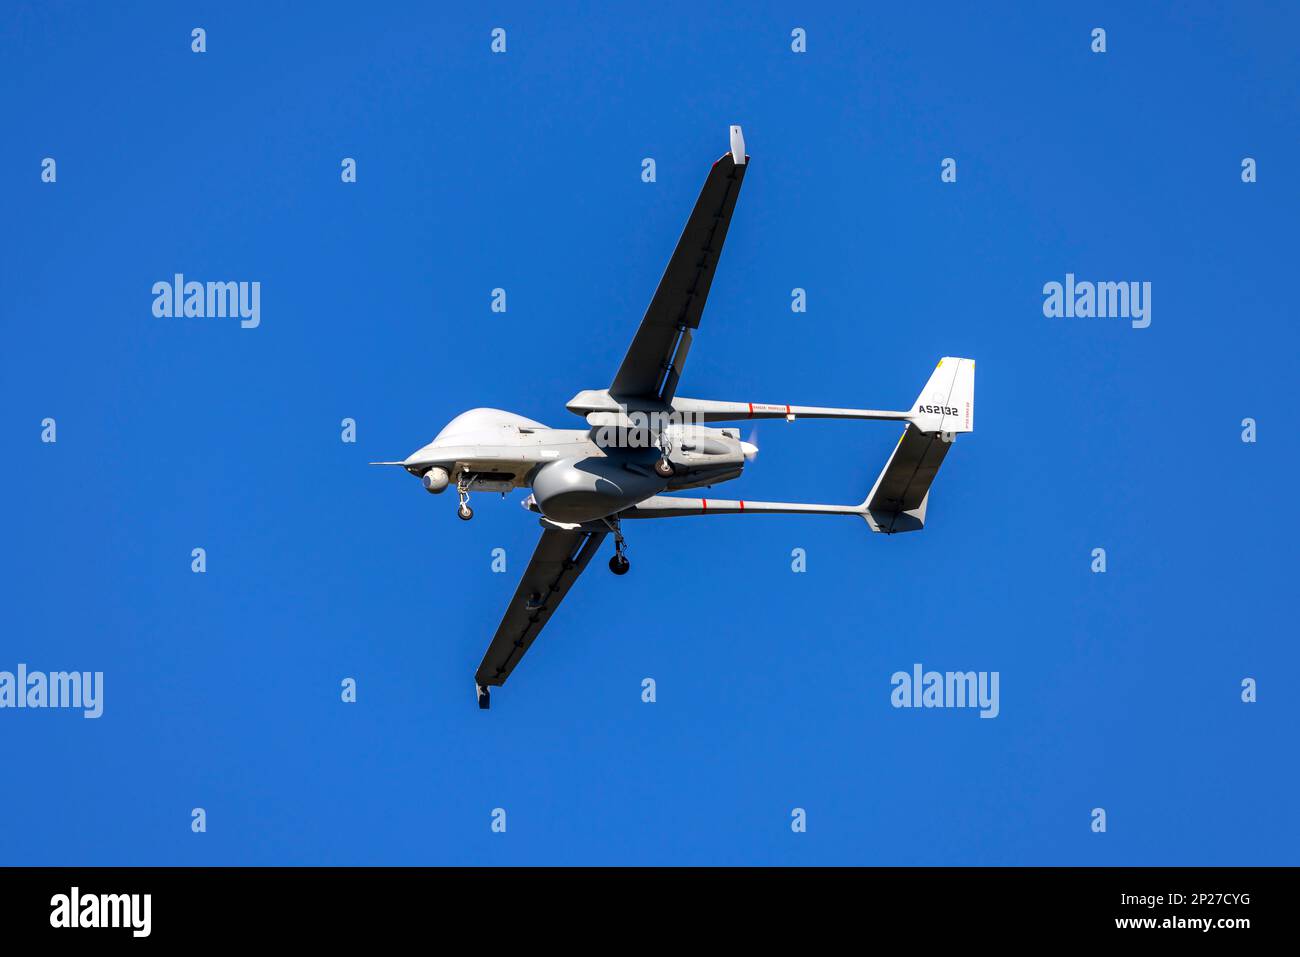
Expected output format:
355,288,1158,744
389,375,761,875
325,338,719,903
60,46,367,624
609,153,748,402
474,528,608,688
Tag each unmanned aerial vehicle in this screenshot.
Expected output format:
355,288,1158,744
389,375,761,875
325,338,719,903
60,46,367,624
376,127,976,707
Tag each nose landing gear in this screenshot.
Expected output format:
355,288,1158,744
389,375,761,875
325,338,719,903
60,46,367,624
456,471,474,521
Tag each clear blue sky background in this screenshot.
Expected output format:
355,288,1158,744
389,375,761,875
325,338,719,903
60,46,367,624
2,1,1296,865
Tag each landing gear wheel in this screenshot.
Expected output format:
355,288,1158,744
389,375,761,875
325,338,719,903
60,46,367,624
654,457,675,477
602,515,630,575
455,470,475,521
476,685,490,709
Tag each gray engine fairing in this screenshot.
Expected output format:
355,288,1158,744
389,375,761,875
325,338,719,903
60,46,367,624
530,454,666,523
529,429,746,523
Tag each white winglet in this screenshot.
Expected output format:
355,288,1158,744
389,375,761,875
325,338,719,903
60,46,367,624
730,125,747,165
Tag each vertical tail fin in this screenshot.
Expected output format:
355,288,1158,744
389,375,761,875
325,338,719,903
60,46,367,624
910,357,975,435
865,357,976,533
862,427,950,532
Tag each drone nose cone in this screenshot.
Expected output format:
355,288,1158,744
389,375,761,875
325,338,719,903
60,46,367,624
741,440,759,460
402,444,434,467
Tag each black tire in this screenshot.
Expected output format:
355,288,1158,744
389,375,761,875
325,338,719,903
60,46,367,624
458,505,474,521
609,555,630,576
654,458,675,477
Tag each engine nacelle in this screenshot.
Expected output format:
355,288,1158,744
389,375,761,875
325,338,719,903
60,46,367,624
530,456,666,523
422,467,450,493
658,424,747,488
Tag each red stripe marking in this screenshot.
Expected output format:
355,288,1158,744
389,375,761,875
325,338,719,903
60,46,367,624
785,404,791,415
701,498,707,511
748,402,754,418
739,500,745,511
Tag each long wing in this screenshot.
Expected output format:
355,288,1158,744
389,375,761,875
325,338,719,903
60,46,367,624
609,130,749,402
474,527,608,692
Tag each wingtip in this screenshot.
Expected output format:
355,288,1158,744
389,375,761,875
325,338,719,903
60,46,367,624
729,124,746,165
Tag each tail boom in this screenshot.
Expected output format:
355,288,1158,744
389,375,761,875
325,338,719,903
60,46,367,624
621,495,864,519
669,399,912,424
602,356,974,533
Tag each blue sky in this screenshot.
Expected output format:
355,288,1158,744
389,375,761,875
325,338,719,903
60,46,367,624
2,1,1297,865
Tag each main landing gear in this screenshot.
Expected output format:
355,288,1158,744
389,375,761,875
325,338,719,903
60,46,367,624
604,516,630,575
456,471,474,521
654,438,675,477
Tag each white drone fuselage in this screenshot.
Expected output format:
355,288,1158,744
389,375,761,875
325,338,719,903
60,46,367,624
398,405,750,525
